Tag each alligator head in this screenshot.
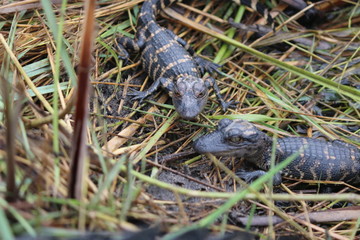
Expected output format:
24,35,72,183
193,119,268,159
170,77,209,120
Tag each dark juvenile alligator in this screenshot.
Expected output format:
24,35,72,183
117,0,273,120
193,119,360,185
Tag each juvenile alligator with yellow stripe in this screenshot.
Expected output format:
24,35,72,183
117,0,274,120
193,119,360,185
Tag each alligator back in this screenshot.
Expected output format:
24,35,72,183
137,0,275,80
140,30,199,80
138,0,200,80
277,137,360,184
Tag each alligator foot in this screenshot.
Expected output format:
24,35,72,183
194,57,221,75
117,35,144,60
117,45,129,61
236,169,282,186
205,77,238,111
219,99,238,112
116,38,131,60
127,89,149,103
128,77,163,103
236,169,266,182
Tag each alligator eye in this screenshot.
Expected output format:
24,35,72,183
193,82,207,99
196,89,207,98
173,89,181,97
228,136,243,144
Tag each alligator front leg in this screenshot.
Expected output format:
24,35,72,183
117,31,146,60
128,77,171,102
236,169,282,186
194,57,222,75
205,77,237,111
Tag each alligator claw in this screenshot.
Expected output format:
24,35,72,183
118,54,129,61
219,99,238,112
228,18,246,30
128,89,148,103
194,57,222,75
236,170,282,186
236,169,265,183
116,44,130,61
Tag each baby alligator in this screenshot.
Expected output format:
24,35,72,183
193,119,360,185
117,0,273,120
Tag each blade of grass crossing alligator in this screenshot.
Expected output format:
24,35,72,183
246,204,257,231
125,105,214,128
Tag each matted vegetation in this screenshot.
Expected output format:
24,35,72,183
0,0,359,239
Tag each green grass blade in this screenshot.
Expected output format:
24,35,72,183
162,151,301,240
0,206,14,240
217,35,360,101
40,0,77,85
132,112,178,164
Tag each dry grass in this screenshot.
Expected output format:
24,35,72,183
0,0,359,239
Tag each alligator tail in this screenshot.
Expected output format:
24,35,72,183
232,0,274,29
137,0,179,26
138,0,274,29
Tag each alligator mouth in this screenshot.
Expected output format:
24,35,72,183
178,111,200,120
193,136,254,157
193,137,248,156
207,150,239,157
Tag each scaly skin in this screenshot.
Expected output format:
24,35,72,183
193,119,360,185
117,0,273,120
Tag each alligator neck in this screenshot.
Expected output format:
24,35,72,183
246,134,274,170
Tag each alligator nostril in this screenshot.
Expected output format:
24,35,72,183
176,105,201,120
180,113,198,121
193,139,204,153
